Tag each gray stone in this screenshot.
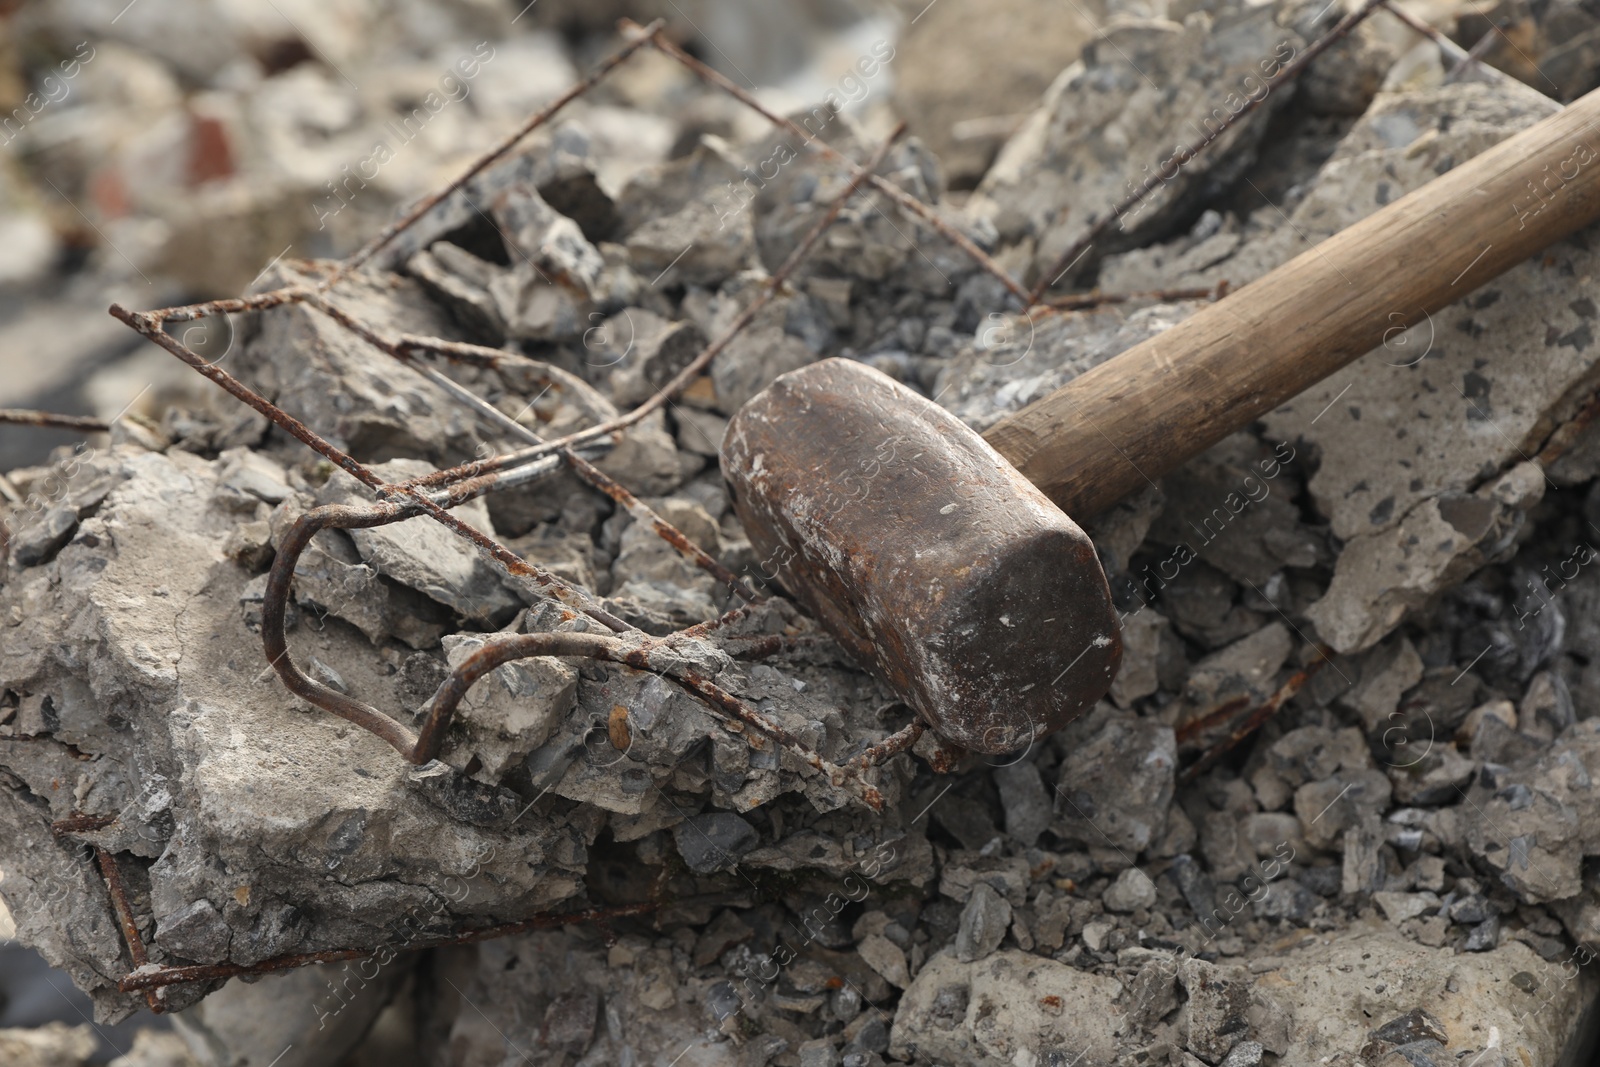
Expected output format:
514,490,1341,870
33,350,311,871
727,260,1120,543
939,855,1029,906
1178,958,1251,1064
1170,852,1218,921
1052,707,1175,853
953,882,1011,963
1369,1007,1448,1048
240,263,479,465
1295,770,1393,851
709,321,817,415
437,632,580,784
173,960,400,1067
0,447,587,1018
890,0,1096,185
593,409,685,497
1125,957,1181,1032
1201,809,1256,884
1240,812,1304,859
1465,916,1501,952
797,1038,840,1067
1520,671,1576,742
832,985,864,1023
1267,726,1369,793
1386,744,1476,807
1304,473,1541,655
153,898,232,965
856,933,910,990
889,950,1124,1067
1471,714,1548,766
972,5,1304,285
842,1012,890,1055
1372,891,1440,925
602,309,709,409
282,521,446,650
1146,438,1319,587
1251,878,1319,923
443,925,729,1065
1103,867,1158,913
407,242,509,342
1220,1040,1265,1067
1080,918,1114,953
544,988,600,1056
1258,927,1595,1065
625,198,754,289
1448,884,1496,926
0,1023,97,1067
673,405,729,458
672,812,760,874
108,1030,200,1067
316,460,521,624
1182,623,1293,720
1109,608,1167,708
1459,724,1600,903
8,506,76,568
1341,816,1387,899
992,760,1051,847
1340,636,1424,735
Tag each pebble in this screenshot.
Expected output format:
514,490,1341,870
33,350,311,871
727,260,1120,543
798,1038,841,1067
856,934,911,990
1464,916,1501,952
1081,920,1114,954
672,812,759,874
1220,1040,1265,1067
1103,868,1158,914
954,882,1011,962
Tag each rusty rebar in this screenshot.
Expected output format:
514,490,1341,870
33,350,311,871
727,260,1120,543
1178,647,1333,784
851,718,925,770
1378,1,1537,94
114,300,634,635
413,629,883,810
103,55,941,833
0,409,111,432
265,502,433,757
117,897,681,993
1025,0,1389,305
139,285,315,323
317,301,762,603
627,21,1032,307
567,455,763,603
94,847,164,1012
51,812,119,836
399,122,909,494
1041,282,1229,314
332,20,668,282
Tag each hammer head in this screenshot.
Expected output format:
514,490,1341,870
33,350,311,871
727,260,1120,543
721,358,1121,755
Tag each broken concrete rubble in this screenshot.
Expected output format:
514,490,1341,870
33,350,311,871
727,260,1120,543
970,4,1306,286
10,0,1600,1063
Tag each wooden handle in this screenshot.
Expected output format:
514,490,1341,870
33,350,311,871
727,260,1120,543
983,87,1600,518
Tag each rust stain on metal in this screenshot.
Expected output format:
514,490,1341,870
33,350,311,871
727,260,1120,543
723,358,1121,754
0,408,112,432
51,812,118,837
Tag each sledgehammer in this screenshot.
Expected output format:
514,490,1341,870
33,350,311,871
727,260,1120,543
721,88,1600,755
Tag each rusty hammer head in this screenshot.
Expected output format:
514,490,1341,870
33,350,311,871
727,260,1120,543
721,358,1121,755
